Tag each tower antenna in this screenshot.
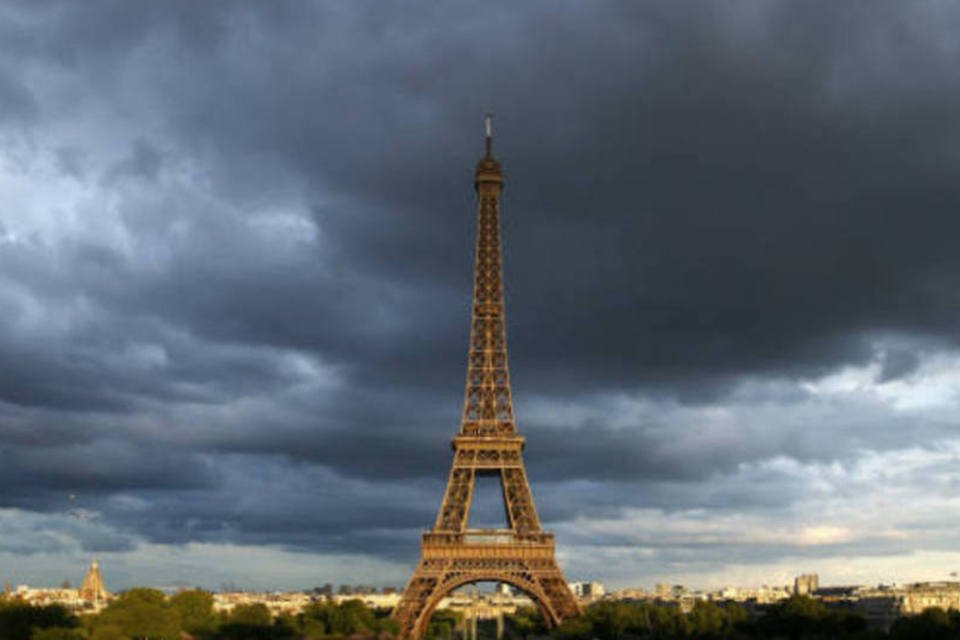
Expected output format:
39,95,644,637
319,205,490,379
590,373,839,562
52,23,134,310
484,113,493,157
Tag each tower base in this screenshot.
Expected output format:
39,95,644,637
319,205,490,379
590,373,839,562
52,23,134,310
393,532,581,639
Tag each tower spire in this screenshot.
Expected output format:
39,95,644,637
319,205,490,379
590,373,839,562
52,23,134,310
465,113,510,437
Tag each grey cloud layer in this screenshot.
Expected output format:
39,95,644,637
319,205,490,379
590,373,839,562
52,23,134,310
2,0,960,584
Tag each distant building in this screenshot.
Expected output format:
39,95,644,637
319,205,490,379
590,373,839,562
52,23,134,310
853,581,960,630
214,591,313,616
79,559,109,605
15,586,85,610
332,592,403,610
794,574,819,596
612,587,649,601
814,586,860,600
569,581,606,601
654,583,674,598
897,582,960,614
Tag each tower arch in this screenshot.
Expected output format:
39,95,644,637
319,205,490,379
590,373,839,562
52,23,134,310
412,574,558,640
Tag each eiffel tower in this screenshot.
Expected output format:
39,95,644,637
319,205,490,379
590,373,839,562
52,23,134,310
393,117,581,639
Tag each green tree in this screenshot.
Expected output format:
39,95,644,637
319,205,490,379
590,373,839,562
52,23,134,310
300,599,381,636
170,590,217,636
0,602,77,640
216,602,303,640
335,599,377,635
645,602,689,639
228,603,271,627
377,616,400,637
754,595,870,640
552,615,594,640
31,627,85,640
505,605,545,637
756,595,822,639
94,588,180,640
89,625,125,640
688,600,725,637
425,609,461,640
823,608,869,637
588,601,634,639
890,607,956,640
298,617,326,640
687,600,749,639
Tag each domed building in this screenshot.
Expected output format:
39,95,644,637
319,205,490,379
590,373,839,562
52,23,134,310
79,559,109,605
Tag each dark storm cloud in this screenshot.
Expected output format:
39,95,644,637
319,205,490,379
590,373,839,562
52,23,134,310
0,67,36,123
878,345,923,382
55,0,958,396
0,408,216,501
3,0,960,576
81,456,441,559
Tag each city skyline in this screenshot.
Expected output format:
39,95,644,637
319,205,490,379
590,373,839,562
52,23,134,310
3,1,960,592
10,558,960,603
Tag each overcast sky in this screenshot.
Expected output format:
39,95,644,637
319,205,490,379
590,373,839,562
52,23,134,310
3,0,960,592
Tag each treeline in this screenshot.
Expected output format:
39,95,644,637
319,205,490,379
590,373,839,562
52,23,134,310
7,593,960,640
536,596,869,639
508,596,960,640
0,589,402,640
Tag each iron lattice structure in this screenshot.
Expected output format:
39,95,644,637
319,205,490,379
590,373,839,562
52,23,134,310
393,121,581,639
